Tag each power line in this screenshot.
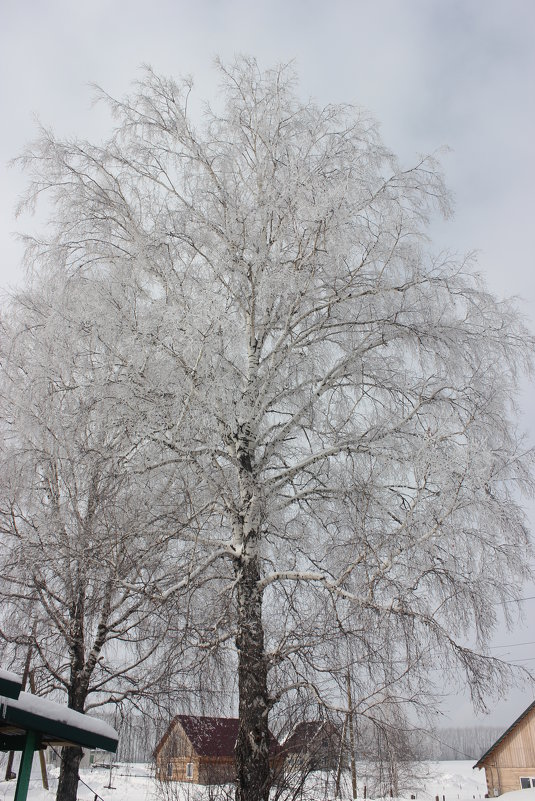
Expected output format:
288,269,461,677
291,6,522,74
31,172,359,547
502,656,535,664
499,595,535,604
420,729,477,761
489,640,535,649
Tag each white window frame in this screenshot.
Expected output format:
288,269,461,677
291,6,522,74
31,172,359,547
186,762,194,779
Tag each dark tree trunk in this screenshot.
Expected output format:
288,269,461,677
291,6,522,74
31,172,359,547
56,588,89,801
56,745,84,801
56,679,87,801
234,553,271,801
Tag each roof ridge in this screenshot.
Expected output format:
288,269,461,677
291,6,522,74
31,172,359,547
474,700,535,768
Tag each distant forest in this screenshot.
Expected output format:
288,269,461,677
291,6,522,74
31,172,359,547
111,715,503,765
410,727,503,762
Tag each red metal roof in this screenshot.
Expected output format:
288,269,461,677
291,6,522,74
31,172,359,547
283,721,340,754
177,715,239,758
157,715,281,759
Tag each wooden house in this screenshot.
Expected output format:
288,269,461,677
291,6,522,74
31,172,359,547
154,714,282,785
474,700,535,795
283,720,344,772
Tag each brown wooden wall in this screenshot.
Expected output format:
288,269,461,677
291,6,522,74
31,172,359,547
155,721,197,782
198,756,236,785
481,709,535,795
155,722,237,785
159,756,199,783
157,755,236,785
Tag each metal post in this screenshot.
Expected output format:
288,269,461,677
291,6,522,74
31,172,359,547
29,671,49,790
14,729,37,801
335,715,348,798
5,640,33,781
347,671,357,800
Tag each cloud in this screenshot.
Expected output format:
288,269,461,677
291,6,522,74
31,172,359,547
1,1,534,724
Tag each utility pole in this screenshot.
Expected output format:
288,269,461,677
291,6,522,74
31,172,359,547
334,716,348,798
346,671,357,800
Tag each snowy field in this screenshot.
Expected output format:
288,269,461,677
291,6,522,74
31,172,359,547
0,760,487,801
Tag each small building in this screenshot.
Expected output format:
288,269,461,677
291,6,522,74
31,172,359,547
283,720,344,772
154,714,281,785
474,700,535,795
46,745,113,769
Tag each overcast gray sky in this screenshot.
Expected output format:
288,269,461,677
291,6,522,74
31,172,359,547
1,0,534,735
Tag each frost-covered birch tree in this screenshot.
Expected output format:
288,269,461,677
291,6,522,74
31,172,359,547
13,58,534,801
0,274,203,801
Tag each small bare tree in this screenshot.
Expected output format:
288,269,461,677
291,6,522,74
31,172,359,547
0,275,199,801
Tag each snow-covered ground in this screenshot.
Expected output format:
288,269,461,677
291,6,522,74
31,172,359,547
0,759,487,801
416,761,487,801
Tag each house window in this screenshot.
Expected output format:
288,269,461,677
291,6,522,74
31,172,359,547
186,762,193,779
167,762,173,779
519,778,535,789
